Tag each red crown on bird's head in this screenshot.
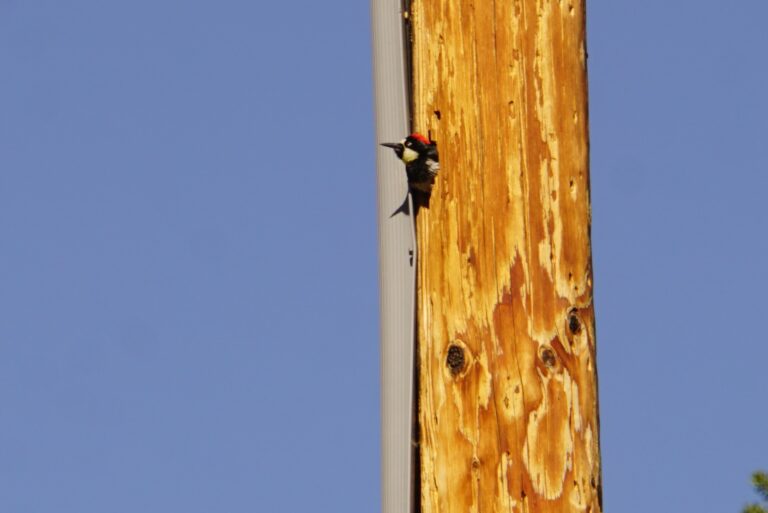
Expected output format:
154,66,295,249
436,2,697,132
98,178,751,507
408,133,430,145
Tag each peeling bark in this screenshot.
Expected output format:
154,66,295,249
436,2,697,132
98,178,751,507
411,0,602,512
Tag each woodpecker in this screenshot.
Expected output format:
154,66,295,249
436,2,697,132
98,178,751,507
381,133,440,213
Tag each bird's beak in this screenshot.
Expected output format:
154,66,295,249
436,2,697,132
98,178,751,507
380,142,401,150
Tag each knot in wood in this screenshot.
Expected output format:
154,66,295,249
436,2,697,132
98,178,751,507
446,344,466,375
568,309,582,334
540,346,557,368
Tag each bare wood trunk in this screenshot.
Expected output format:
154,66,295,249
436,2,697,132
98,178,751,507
411,0,602,511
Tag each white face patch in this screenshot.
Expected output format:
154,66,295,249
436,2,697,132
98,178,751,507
401,146,419,163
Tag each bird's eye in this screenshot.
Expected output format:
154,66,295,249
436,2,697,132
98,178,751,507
405,141,412,147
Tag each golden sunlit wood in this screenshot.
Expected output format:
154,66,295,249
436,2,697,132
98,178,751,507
411,0,602,511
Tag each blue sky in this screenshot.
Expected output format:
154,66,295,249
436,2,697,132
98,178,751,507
1,1,766,512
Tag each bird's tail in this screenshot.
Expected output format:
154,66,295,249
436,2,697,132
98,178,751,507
389,186,433,218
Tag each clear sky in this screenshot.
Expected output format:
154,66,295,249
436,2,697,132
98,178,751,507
0,1,766,512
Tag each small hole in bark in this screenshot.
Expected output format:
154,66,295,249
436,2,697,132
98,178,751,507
434,110,441,120
540,346,556,368
446,344,465,375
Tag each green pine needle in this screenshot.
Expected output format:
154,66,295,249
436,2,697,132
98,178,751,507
743,471,768,513
753,472,768,502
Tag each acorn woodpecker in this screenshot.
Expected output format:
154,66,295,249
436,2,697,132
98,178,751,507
381,133,439,213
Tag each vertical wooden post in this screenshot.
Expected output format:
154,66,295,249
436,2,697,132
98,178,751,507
411,0,602,512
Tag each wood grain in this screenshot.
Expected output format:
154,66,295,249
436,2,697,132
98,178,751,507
411,0,602,511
